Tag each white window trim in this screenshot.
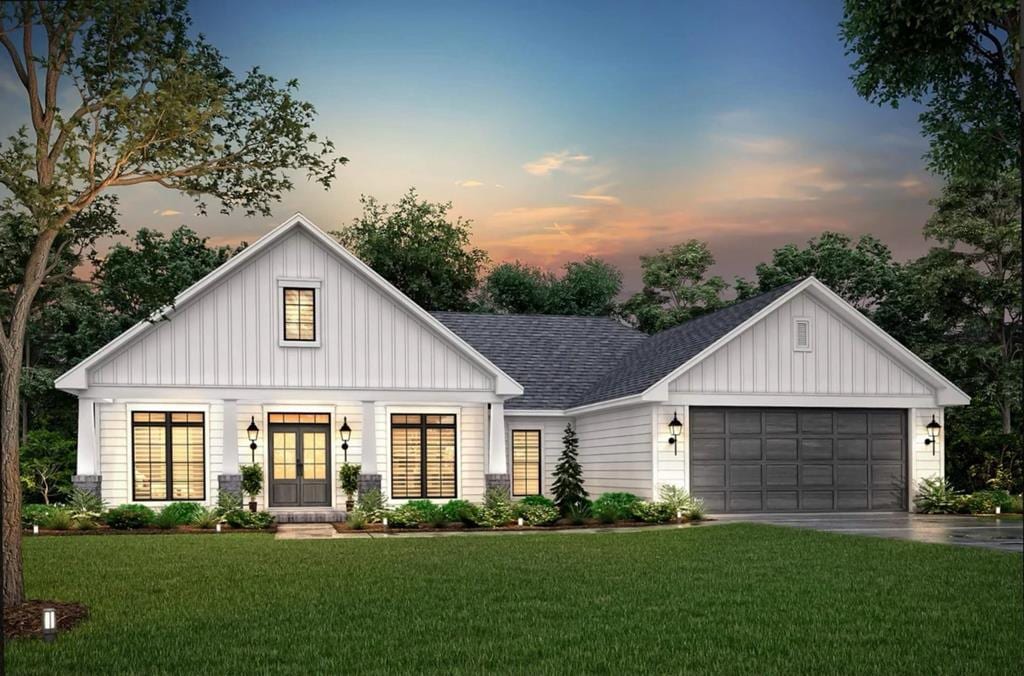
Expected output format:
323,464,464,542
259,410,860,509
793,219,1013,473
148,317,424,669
793,317,812,352
277,277,322,348
125,402,210,505
507,426,543,497
384,405,463,504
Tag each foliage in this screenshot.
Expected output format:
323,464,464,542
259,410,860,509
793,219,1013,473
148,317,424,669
153,508,182,530
339,463,361,501
477,488,514,528
441,499,480,526
41,507,73,531
104,504,157,530
515,503,560,526
216,489,244,515
734,232,901,311
334,188,487,311
223,510,275,530
386,500,444,528
346,511,368,530
840,0,1020,181
914,477,965,514
658,485,704,519
21,504,59,528
963,490,1015,514
64,488,106,527
565,499,592,525
481,257,622,316
618,240,727,333
1009,494,1024,514
19,458,64,506
16,430,76,503
191,507,221,530
158,502,204,526
240,464,264,502
592,492,641,523
356,489,387,523
551,423,588,514
630,501,674,524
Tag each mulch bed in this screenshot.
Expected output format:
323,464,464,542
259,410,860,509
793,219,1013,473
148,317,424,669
3,600,90,640
23,525,276,536
332,519,699,534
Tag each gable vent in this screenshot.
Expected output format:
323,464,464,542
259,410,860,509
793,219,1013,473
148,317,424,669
794,318,812,351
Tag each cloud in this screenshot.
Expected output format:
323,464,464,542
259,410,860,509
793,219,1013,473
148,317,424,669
716,134,791,155
522,150,592,176
455,179,485,188
153,209,182,217
570,193,621,205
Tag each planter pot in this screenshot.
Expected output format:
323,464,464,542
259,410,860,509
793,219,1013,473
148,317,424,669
345,499,354,512
248,501,257,513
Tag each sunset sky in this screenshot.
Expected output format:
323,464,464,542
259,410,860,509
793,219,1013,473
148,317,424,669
1,0,939,293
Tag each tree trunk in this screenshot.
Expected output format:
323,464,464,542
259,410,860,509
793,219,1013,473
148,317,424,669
1,353,25,608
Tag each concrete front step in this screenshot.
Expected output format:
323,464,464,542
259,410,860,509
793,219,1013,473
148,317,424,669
272,510,346,524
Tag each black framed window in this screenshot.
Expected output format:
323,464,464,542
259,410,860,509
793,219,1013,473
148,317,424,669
283,287,316,341
391,414,457,499
132,412,205,501
511,430,541,496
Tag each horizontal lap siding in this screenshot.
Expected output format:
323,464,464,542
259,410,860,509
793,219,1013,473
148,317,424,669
655,405,688,492
98,404,128,505
576,405,654,499
910,408,944,509
89,231,493,392
669,290,933,397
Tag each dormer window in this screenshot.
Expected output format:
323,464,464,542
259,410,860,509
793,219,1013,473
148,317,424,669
793,318,812,352
278,279,321,347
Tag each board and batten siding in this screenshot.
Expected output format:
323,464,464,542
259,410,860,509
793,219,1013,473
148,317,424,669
506,416,573,498
89,229,493,392
575,405,654,499
669,290,933,397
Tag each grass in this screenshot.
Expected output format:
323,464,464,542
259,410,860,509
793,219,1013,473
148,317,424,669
6,524,1022,674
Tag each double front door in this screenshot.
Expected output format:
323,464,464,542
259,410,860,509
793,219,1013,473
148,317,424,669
269,418,330,507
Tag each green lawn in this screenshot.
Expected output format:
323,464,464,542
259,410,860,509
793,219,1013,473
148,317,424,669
6,524,1022,674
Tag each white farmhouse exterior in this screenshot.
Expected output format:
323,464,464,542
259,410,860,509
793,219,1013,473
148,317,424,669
57,214,969,518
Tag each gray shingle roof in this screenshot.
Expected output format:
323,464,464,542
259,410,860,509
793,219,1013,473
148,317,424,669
433,279,802,410
431,313,647,410
572,279,804,407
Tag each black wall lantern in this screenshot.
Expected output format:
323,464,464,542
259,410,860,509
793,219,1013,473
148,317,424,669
246,416,259,463
339,416,352,462
924,415,941,455
667,411,683,455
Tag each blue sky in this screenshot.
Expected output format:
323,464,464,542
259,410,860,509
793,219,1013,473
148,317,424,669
1,0,938,291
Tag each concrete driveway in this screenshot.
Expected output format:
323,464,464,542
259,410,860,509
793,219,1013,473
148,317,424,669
710,513,1023,553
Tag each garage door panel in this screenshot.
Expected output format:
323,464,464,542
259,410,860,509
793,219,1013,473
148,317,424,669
729,438,762,460
690,407,906,513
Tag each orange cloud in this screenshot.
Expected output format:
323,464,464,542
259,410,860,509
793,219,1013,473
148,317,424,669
522,150,592,176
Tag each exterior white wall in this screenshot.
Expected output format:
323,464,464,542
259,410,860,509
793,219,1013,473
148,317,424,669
89,230,493,393
669,290,933,398
575,404,654,499
505,416,574,498
654,405,689,495
909,407,945,511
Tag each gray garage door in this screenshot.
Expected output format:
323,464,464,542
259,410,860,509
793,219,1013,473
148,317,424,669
689,408,907,513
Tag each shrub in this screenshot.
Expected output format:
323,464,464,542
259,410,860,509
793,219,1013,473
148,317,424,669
224,509,275,529
387,500,442,527
22,503,59,528
630,501,674,524
41,507,73,530
914,477,964,514
566,499,592,525
339,463,361,504
963,490,1015,514
346,510,367,530
159,502,203,525
191,506,221,529
687,497,706,521
216,489,243,515
1009,494,1024,514
441,499,479,526
592,492,641,523
552,423,588,515
478,488,514,528
517,494,556,508
356,489,387,523
72,516,99,530
240,463,264,503
105,504,156,529
517,503,559,526
65,488,106,518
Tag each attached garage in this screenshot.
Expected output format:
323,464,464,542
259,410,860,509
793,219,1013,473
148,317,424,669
690,407,907,513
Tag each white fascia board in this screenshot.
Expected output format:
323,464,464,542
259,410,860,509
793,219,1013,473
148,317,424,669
503,408,569,417
80,385,507,404
55,213,524,398
563,393,646,416
668,392,939,408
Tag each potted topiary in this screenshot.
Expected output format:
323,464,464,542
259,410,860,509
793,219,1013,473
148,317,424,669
240,463,263,513
339,463,361,512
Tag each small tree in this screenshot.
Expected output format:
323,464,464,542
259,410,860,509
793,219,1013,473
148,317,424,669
339,463,361,511
240,464,263,513
551,423,588,515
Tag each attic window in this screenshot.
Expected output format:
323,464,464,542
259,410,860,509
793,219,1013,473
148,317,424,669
794,318,812,352
278,278,321,347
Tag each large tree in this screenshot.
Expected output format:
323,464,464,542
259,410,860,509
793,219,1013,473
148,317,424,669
480,256,621,316
0,0,343,607
618,240,727,334
841,0,1021,181
334,188,488,311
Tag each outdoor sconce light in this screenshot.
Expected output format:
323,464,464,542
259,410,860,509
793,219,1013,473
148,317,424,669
42,607,57,643
246,416,260,463
924,415,941,455
667,411,683,455
339,416,352,461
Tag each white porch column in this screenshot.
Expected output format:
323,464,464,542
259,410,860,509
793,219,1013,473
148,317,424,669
221,399,239,473
488,402,507,474
360,401,377,474
75,397,98,475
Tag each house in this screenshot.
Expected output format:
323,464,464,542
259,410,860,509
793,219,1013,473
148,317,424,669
55,214,969,518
